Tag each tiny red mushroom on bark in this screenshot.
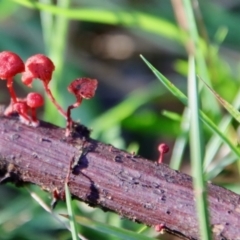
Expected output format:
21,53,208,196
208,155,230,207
4,98,17,116
21,54,67,118
154,223,165,233
4,98,31,125
4,92,44,127
26,92,44,127
13,101,31,126
157,143,169,164
66,77,98,136
0,51,25,103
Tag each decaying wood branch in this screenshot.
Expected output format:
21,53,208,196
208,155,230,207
0,116,240,240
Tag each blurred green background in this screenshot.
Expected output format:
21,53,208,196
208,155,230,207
1,0,240,239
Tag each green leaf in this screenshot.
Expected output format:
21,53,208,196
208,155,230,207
200,76,240,123
60,214,153,240
187,55,211,239
140,55,240,158
161,110,181,122
205,154,237,180
203,90,240,170
65,183,79,240
169,108,189,170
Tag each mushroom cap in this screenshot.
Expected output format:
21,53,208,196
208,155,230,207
26,92,44,108
158,143,169,153
22,54,55,86
68,78,98,99
0,51,25,79
22,71,35,87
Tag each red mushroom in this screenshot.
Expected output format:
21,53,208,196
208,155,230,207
154,223,165,233
4,92,44,127
4,97,31,125
157,143,169,164
4,98,17,116
26,92,44,127
0,51,25,103
21,54,67,118
13,101,31,126
66,77,98,136
4,97,30,124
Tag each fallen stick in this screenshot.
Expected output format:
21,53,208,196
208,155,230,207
0,116,239,240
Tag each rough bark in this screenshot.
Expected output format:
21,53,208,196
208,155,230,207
0,115,240,240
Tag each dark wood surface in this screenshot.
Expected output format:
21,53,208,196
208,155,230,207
0,116,239,240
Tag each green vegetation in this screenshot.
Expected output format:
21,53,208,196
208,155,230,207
1,1,240,239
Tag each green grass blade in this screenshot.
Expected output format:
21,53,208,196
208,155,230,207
169,108,189,170
42,0,70,126
141,56,187,104
26,187,88,239
205,154,237,180
182,0,220,116
39,0,54,54
140,55,240,158
60,214,153,240
203,83,240,170
200,77,240,123
187,55,211,239
204,116,232,170
65,183,79,240
161,110,181,122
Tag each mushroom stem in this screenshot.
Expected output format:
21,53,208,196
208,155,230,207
158,153,163,164
7,77,17,103
30,108,37,122
30,107,40,127
25,92,44,127
67,97,83,122
14,102,31,126
0,51,24,104
19,112,31,126
157,143,169,164
65,97,83,137
43,83,67,119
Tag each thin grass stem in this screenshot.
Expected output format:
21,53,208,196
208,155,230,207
188,55,212,240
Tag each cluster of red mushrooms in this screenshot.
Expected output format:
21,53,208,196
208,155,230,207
0,50,170,234
0,51,98,136
0,50,169,165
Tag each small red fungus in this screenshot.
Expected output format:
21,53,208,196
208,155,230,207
0,51,25,103
26,92,44,127
154,223,165,233
65,77,98,136
14,101,31,126
157,143,169,164
21,54,67,118
4,92,44,127
4,98,31,125
4,99,16,116
22,54,54,86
